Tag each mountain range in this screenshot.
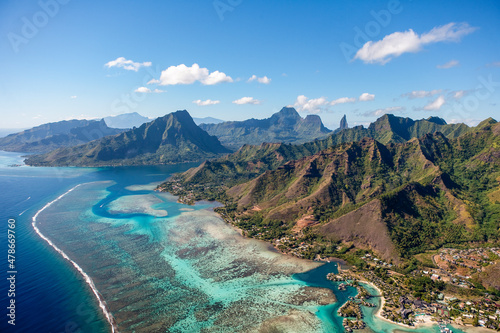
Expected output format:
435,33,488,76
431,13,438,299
168,114,472,190
158,115,499,264
0,119,124,153
103,112,224,129
25,111,230,166
103,112,152,129
199,107,331,149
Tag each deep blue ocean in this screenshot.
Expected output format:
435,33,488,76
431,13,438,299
0,151,199,332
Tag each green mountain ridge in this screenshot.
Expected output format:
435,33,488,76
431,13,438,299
159,116,499,264
24,110,231,166
0,119,124,153
199,107,332,149
168,114,472,191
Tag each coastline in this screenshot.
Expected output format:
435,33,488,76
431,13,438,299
31,184,117,333
360,280,499,333
360,279,436,331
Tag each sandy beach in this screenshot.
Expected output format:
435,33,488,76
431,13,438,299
361,280,437,331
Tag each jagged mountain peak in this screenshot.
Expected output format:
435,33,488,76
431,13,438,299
199,106,331,149
271,107,301,119
426,116,447,125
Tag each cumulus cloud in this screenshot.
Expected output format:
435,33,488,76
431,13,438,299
105,57,152,71
155,63,233,86
359,93,375,101
147,78,160,85
402,90,443,99
232,97,261,105
363,106,406,117
423,95,446,111
248,75,271,84
134,87,164,93
294,95,329,113
437,59,459,69
330,97,356,106
354,23,477,64
295,93,374,113
193,99,220,106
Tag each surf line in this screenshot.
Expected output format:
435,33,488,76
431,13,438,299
32,184,118,333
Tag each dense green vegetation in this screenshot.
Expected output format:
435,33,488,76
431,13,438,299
160,116,500,264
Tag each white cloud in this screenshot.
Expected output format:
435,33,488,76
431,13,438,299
402,90,442,99
232,97,261,105
354,23,477,64
155,63,233,86
363,106,405,117
452,90,466,99
134,87,164,93
437,60,459,69
248,75,271,84
359,93,375,101
193,99,220,106
294,95,329,113
147,78,160,85
105,57,152,71
70,96,77,99
423,95,446,111
330,97,356,106
295,93,374,113
486,61,500,67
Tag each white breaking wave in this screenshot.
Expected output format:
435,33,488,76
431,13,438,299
32,184,118,333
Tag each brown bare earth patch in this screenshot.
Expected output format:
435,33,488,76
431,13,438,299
251,205,262,211
476,262,500,290
292,214,319,233
434,255,449,270
317,199,400,264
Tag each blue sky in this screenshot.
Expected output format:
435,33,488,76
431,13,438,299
1,0,499,129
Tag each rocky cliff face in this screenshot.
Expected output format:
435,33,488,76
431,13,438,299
339,114,348,130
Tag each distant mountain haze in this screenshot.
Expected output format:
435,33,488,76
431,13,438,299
103,112,151,129
199,107,331,149
192,117,225,125
0,119,124,153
